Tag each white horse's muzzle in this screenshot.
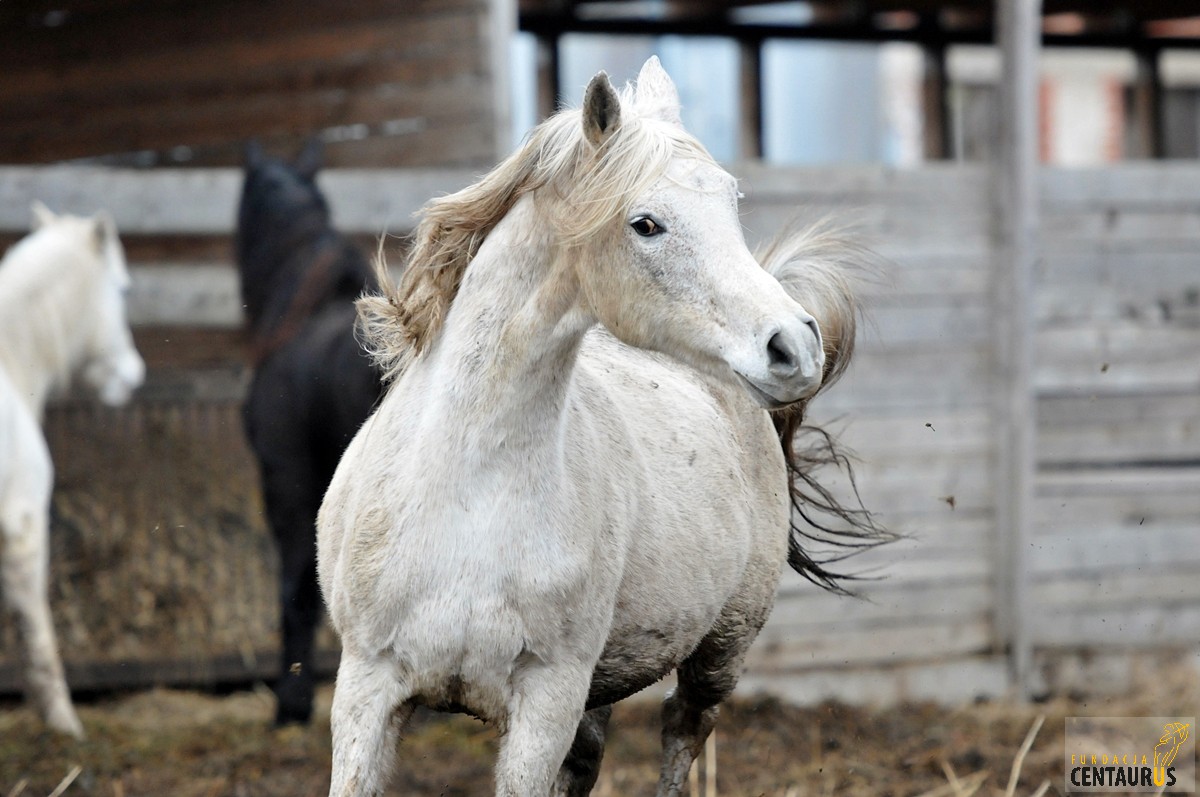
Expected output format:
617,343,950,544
737,313,824,408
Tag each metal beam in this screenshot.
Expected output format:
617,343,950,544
519,10,1200,50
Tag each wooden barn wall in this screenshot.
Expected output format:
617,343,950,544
0,0,508,168
734,164,1007,704
1029,168,1200,694
0,163,1197,701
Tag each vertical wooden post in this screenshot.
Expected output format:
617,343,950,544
739,38,764,160
993,0,1041,699
1132,47,1164,159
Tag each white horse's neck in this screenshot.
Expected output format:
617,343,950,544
0,232,95,417
421,196,594,452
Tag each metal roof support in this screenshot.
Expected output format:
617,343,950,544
921,41,950,159
993,0,1041,699
739,38,765,160
1132,46,1164,158
536,32,562,120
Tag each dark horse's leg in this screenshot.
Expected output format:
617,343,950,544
552,705,613,796
655,615,763,797
261,459,323,725
245,367,327,726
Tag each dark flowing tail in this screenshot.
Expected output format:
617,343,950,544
757,221,897,594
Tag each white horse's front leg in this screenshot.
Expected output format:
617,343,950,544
328,651,414,797
495,662,592,797
0,500,83,739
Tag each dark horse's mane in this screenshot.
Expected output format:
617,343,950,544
236,140,377,356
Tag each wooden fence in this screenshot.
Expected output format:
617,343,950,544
0,163,1196,703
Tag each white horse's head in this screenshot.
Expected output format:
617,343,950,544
569,59,824,407
364,58,827,407
31,202,145,405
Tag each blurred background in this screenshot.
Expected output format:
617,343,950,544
0,0,1198,711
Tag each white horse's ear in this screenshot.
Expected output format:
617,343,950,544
582,71,621,149
634,56,682,126
91,210,116,252
30,200,56,229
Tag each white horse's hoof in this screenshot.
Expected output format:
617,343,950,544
47,705,85,740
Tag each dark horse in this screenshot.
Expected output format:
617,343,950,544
236,141,383,724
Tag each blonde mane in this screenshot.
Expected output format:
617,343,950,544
358,84,716,383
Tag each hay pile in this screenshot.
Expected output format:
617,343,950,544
0,399,327,687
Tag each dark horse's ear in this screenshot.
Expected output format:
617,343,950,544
244,139,265,167
293,138,323,180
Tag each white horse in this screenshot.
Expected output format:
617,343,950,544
318,58,876,797
0,203,145,738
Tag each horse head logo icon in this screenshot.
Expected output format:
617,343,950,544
1153,722,1191,788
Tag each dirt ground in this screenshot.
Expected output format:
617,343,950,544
3,669,1196,797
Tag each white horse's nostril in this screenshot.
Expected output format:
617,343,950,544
804,317,822,348
766,330,800,378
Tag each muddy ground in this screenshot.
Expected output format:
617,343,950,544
3,670,1196,797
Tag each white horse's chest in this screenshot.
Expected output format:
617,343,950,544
330,417,624,695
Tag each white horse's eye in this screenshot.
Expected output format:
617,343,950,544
630,216,663,237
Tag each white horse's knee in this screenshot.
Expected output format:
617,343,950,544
328,655,412,797
1,504,50,601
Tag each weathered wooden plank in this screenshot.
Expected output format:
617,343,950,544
1035,250,1200,325
1035,324,1200,393
776,519,995,589
779,514,993,587
1043,208,1200,242
805,407,992,458
1033,570,1200,612
1031,603,1200,647
736,162,991,203
770,581,992,632
738,655,1009,704
818,345,992,412
855,302,991,346
741,206,992,250
0,0,486,72
316,120,499,171
750,614,993,669
1036,469,1200,541
1038,466,1200,498
0,166,477,234
818,548,992,585
128,264,242,327
1029,524,1200,575
5,79,496,164
1041,165,1200,205
1038,391,1200,466
0,9,485,108
792,447,994,516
